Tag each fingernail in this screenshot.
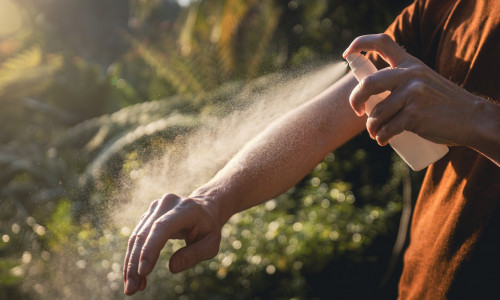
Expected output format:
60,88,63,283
125,278,136,294
138,260,148,276
342,49,348,58
376,135,386,146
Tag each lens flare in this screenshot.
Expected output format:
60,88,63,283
0,0,23,36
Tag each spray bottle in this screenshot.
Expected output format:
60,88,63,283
346,53,448,171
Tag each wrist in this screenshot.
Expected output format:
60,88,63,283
190,181,240,227
468,97,500,165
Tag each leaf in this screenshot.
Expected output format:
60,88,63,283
0,46,62,99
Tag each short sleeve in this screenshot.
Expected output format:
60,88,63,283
367,0,424,69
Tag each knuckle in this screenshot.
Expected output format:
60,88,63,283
352,35,364,46
160,193,178,205
157,195,174,209
407,64,427,81
179,197,202,212
135,230,149,244
407,81,426,95
149,199,159,210
128,235,136,247
152,216,167,230
139,211,149,221
411,65,427,77
369,104,381,117
378,33,394,45
181,197,197,206
404,104,421,126
366,117,377,132
406,103,419,115
127,260,138,273
359,75,374,89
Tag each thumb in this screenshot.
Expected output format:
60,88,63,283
169,233,221,273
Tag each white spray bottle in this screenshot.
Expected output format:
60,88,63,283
346,53,448,171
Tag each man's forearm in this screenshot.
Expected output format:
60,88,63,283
191,73,365,224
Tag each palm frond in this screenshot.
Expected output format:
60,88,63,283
247,3,282,77
217,0,251,73
178,1,201,56
82,113,200,184
135,39,206,96
0,46,62,99
53,96,187,149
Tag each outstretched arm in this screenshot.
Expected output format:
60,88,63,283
123,72,365,295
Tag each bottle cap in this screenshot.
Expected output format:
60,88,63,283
346,53,368,72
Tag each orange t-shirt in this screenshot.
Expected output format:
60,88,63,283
372,0,500,298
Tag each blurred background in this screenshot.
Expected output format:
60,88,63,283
0,0,419,299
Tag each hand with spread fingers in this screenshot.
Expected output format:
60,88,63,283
121,49,368,296
123,193,222,296
343,34,500,166
121,31,500,297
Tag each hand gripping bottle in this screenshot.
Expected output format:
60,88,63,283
346,53,448,171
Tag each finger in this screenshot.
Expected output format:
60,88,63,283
169,233,221,273
123,200,159,283
366,88,409,139
125,234,147,295
139,277,147,291
349,67,405,115
375,109,415,146
123,212,150,282
137,204,197,276
125,195,180,294
343,33,410,67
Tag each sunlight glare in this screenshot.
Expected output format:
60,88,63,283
177,0,191,7
0,0,23,36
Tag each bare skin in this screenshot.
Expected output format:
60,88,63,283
123,33,500,296
343,34,500,166
123,73,365,295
